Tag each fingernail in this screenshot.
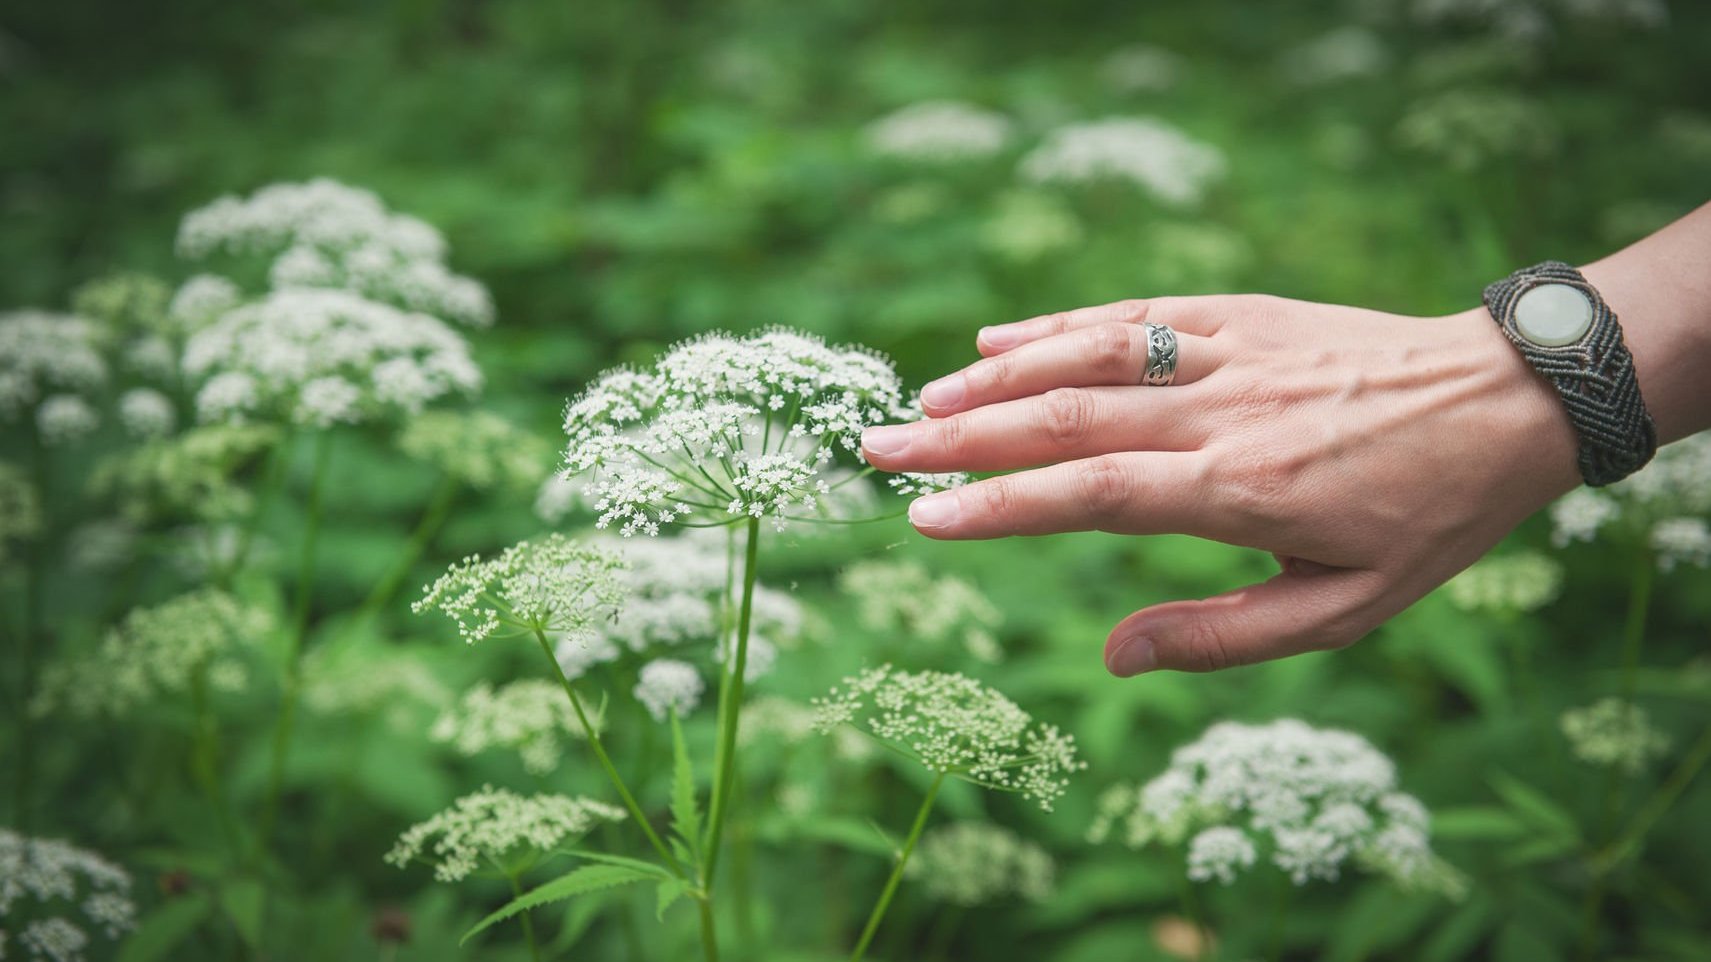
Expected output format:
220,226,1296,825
979,325,1020,350
861,424,912,457
919,374,965,410
1106,634,1157,676
908,492,959,529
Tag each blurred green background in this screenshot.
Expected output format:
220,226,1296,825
5,0,1711,959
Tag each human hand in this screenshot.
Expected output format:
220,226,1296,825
860,295,1582,676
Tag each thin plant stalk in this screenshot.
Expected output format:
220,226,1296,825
1597,720,1711,872
260,429,332,845
702,517,762,887
1265,872,1293,962
1577,556,1655,960
356,472,459,621
216,435,291,589
848,771,945,962
508,872,543,962
189,672,241,860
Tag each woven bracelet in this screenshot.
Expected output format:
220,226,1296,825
1482,261,1656,487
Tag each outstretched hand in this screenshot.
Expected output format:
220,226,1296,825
861,295,1581,676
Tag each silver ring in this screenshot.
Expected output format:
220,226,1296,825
1141,323,1178,386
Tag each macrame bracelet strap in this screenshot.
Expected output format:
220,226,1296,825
1482,260,1656,487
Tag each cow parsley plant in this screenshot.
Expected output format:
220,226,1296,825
385,787,625,882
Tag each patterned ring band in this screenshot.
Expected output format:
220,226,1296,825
1141,323,1178,386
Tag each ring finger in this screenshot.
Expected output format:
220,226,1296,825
921,321,1228,417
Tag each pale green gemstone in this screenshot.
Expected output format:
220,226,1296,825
1514,283,1593,347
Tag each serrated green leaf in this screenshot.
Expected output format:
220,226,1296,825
656,877,691,920
670,709,702,866
566,850,672,879
116,893,213,962
1432,806,1531,841
461,865,656,945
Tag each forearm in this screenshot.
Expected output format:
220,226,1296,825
1580,201,1711,444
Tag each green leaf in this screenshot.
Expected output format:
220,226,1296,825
1487,772,1580,842
566,850,673,879
218,878,265,948
670,709,702,866
117,894,213,962
1432,806,1531,841
656,877,691,920
461,865,657,945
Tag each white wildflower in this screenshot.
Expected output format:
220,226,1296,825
1099,719,1460,893
866,101,1013,162
0,312,107,419
1397,89,1555,171
301,642,451,726
907,822,1055,905
31,589,275,718
634,659,705,722
563,328,960,535
1651,517,1711,572
812,665,1084,810
64,519,138,573
117,388,176,439
397,410,553,492
1186,826,1258,885
91,423,279,524
1444,551,1564,612
385,786,624,882
177,178,494,328
184,288,480,426
166,274,242,333
413,534,627,644
431,680,591,773
534,474,583,524
35,396,99,446
1550,487,1619,547
841,558,1003,662
1020,117,1227,206
1101,44,1183,93
1560,698,1669,774
1278,27,1389,86
0,829,134,960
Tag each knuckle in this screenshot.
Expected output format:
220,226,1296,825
1038,388,1098,446
931,413,970,456
1075,454,1134,518
1044,311,1076,336
970,477,1019,529
1087,323,1137,376
1177,618,1243,673
1113,298,1151,323
969,354,1017,395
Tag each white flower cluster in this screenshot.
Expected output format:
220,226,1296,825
0,311,107,422
813,665,1084,810
1549,432,1711,572
1396,89,1555,172
1020,117,1227,206
397,410,553,492
553,531,800,702
1089,719,1459,893
1101,44,1183,93
633,659,706,722
1559,698,1669,775
1443,550,1564,613
0,829,135,962
166,274,243,335
431,680,591,774
117,388,175,439
302,643,451,726
562,328,958,535
1411,0,1666,41
414,534,627,644
1277,27,1389,86
907,822,1055,906
385,786,625,882
92,423,280,524
32,589,275,718
183,288,481,427
177,179,494,328
866,101,1013,162
35,396,101,447
841,558,1003,662
0,463,43,566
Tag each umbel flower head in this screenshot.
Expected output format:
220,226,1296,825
633,659,706,721
1443,550,1564,613
183,288,482,427
0,311,108,422
91,423,280,524
812,665,1084,810
1020,117,1228,206
0,828,136,961
866,101,1013,162
554,530,802,706
1549,431,1711,571
32,589,276,718
906,822,1055,906
430,680,593,774
385,786,625,882
414,534,627,644
561,328,962,536
177,178,494,328
1559,698,1670,775
397,410,555,493
1088,719,1461,894
841,558,1003,663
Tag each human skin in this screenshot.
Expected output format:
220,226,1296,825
860,202,1711,677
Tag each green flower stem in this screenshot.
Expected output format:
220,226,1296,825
1578,556,1655,960
1177,878,1209,962
189,672,241,859
508,872,544,962
1265,871,1294,962
217,434,290,589
702,517,761,887
529,628,685,879
1597,720,1711,872
260,429,332,847
356,472,459,621
698,898,720,962
848,770,945,962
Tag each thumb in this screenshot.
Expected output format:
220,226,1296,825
1103,563,1387,676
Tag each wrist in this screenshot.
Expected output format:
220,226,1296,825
1446,304,1582,500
